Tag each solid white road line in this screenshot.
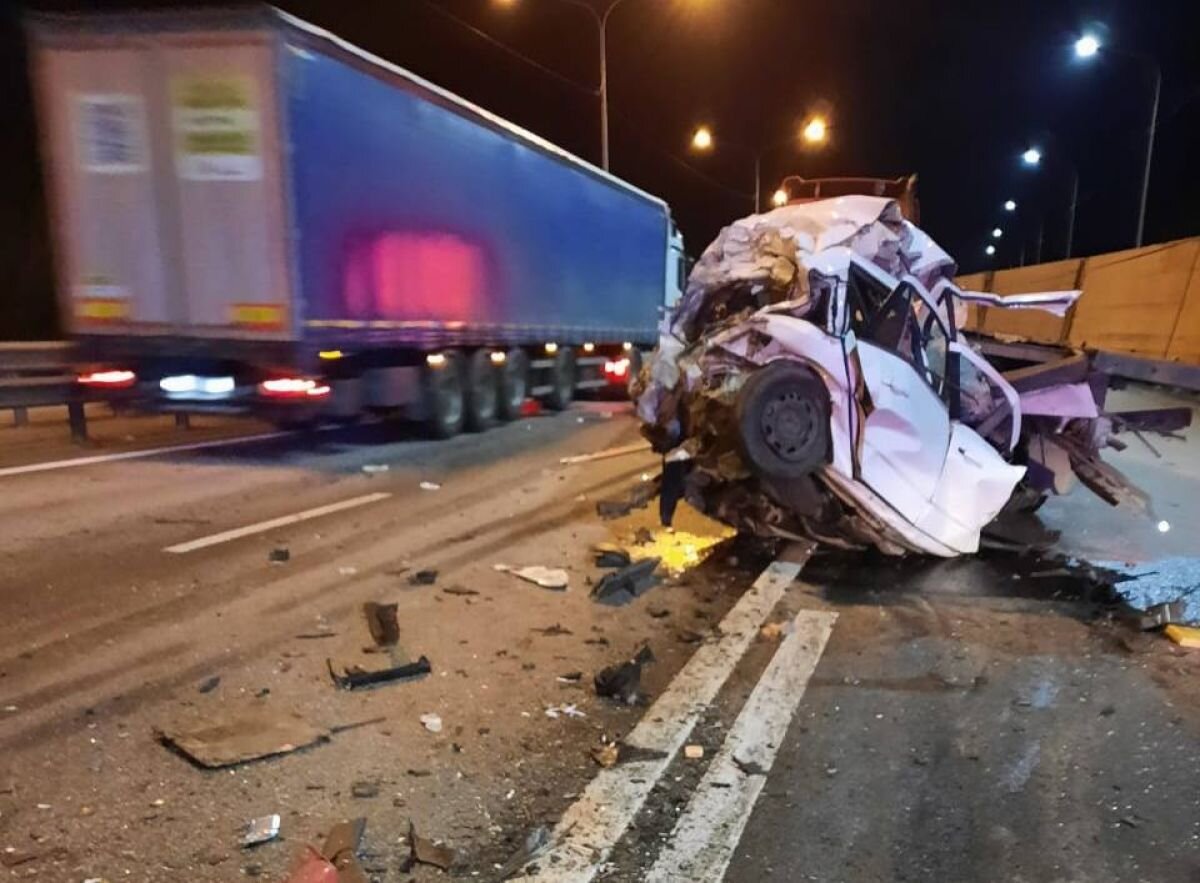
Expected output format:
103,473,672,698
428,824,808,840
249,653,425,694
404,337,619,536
0,430,294,479
163,492,392,554
513,556,812,883
645,609,837,883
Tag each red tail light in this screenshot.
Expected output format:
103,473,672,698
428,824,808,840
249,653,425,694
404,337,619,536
258,377,331,399
78,369,137,388
604,358,631,381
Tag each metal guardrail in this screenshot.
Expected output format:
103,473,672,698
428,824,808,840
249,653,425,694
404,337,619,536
0,341,90,440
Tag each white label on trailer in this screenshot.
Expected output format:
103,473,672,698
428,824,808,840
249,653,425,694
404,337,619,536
172,75,262,181
76,94,147,174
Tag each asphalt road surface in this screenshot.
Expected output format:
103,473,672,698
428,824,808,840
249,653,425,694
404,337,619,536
0,388,1197,882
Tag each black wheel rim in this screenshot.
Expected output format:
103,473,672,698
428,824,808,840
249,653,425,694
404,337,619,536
760,391,820,462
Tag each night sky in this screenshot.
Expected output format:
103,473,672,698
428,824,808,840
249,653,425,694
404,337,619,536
2,0,1198,338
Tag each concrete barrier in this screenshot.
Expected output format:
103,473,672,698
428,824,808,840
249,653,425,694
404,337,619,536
956,237,1200,366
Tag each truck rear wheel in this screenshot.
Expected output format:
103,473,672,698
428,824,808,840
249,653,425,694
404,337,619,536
464,349,498,432
423,352,465,439
498,348,528,421
547,349,576,411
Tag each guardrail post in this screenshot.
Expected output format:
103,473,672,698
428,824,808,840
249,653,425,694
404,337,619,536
68,401,88,443
13,407,28,427
174,412,191,430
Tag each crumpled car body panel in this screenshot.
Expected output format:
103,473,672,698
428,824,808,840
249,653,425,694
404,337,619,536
637,196,1174,556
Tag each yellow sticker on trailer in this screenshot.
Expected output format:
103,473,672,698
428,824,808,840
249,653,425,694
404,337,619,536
230,303,285,331
76,298,130,322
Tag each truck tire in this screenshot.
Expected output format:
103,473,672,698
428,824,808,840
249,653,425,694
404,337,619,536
498,348,528,421
547,349,576,411
735,361,830,479
423,352,465,439
464,349,498,432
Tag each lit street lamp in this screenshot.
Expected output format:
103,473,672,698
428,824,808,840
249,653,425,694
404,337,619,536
802,117,828,145
772,188,789,207
1022,147,1042,167
690,117,829,213
992,227,1003,239
985,244,996,257
1073,30,1161,247
1004,199,1017,212
1074,33,1100,59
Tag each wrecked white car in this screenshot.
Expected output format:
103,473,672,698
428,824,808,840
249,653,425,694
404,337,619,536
636,197,1189,556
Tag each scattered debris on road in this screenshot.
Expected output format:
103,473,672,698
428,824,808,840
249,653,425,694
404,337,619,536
283,847,338,883
269,547,291,563
591,557,661,606
442,584,479,596
591,739,620,768
594,544,632,568
350,780,380,798
497,825,551,879
1102,556,1200,625
408,568,439,586
532,623,572,636
595,477,659,519
420,713,443,733
419,480,442,491
197,675,221,694
242,814,281,847
156,711,331,768
595,645,655,705
362,601,400,647
495,563,570,590
405,821,455,872
1164,625,1200,648
338,566,358,577
327,657,432,689
544,704,586,719
557,671,583,683
684,744,705,759
361,464,389,474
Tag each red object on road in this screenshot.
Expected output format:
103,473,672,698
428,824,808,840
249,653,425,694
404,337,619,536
284,847,338,883
519,398,543,417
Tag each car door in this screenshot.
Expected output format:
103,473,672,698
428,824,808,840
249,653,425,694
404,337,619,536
850,277,952,526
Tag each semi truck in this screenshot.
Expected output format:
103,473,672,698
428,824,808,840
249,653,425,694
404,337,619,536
28,7,686,436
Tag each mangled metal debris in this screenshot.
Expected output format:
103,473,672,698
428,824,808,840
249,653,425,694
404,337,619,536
635,195,1191,556
156,711,331,768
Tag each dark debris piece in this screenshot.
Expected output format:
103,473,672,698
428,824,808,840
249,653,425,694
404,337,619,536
595,645,655,705
591,557,662,606
362,602,400,647
328,657,432,690
408,569,438,586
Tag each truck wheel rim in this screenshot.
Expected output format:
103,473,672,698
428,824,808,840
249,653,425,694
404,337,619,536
761,392,819,462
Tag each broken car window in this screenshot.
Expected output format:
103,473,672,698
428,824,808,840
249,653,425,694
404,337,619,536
845,263,891,335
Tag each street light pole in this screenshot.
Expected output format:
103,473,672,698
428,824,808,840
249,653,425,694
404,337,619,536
753,152,762,213
1066,165,1079,258
1135,63,1162,247
554,0,628,171
1075,34,1162,247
